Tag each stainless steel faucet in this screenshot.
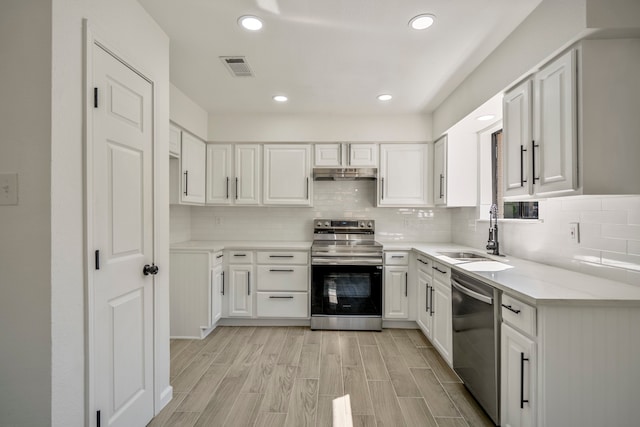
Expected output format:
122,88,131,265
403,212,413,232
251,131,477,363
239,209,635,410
486,204,500,255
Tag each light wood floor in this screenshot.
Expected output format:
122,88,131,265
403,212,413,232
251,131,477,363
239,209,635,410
148,326,494,427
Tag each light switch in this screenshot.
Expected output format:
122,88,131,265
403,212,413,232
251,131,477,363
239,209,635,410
0,173,18,205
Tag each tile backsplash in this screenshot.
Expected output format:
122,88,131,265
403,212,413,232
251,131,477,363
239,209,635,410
452,195,640,286
189,181,452,243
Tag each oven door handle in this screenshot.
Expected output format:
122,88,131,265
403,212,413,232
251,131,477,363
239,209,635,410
451,279,493,305
312,258,383,266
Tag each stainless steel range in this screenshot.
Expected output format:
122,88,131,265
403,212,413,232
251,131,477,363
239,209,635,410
310,219,383,331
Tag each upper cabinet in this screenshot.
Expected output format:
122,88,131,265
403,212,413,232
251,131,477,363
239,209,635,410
170,128,206,205
378,143,430,206
169,123,181,158
206,144,261,206
263,144,312,206
433,135,478,207
503,39,640,199
314,143,378,167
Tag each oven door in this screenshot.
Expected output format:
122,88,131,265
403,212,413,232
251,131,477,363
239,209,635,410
311,264,383,316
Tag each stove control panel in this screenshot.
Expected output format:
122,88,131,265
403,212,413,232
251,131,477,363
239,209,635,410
314,219,375,231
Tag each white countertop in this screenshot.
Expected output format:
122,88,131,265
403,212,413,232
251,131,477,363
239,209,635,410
171,240,640,305
382,242,640,305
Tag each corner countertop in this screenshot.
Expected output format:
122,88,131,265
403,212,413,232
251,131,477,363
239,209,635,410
170,240,312,252
381,242,640,306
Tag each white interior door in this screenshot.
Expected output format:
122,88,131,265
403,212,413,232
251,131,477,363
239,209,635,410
92,44,155,427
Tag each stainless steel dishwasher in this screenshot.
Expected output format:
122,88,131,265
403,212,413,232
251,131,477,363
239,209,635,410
451,270,501,426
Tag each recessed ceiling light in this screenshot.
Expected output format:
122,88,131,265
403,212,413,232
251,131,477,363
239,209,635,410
273,95,288,102
409,14,435,30
377,94,393,101
238,15,263,31
477,114,496,121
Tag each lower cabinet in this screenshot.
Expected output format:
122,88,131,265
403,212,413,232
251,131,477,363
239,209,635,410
256,292,308,318
169,250,223,338
501,323,536,427
416,261,433,337
228,264,254,317
384,266,409,319
431,275,452,364
255,250,309,318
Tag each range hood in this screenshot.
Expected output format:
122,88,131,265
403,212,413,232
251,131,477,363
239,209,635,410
313,167,377,181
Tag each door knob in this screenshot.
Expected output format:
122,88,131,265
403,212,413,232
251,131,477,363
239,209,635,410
143,264,159,276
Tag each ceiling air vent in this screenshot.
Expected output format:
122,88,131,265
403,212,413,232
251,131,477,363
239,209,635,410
220,56,254,77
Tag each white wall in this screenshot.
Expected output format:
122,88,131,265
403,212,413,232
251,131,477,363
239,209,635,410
190,181,452,243
452,196,640,286
51,1,170,426
170,205,192,243
0,2,52,426
209,113,433,142
170,83,209,140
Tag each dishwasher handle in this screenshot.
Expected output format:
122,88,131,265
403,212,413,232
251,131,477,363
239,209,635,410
451,279,493,305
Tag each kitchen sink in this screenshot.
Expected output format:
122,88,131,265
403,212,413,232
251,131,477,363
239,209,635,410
437,251,490,261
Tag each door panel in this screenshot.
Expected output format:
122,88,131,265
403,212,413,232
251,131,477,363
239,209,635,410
503,80,532,197
92,44,154,427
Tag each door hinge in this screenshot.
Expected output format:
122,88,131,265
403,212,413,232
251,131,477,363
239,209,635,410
95,250,100,270
96,410,101,427
94,87,98,108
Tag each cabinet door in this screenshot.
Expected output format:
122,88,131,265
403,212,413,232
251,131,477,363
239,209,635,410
206,144,232,205
181,132,206,204
433,136,447,205
228,265,253,317
384,266,408,319
348,143,378,166
501,323,536,427
169,123,181,157
169,252,211,338
533,49,577,197
263,144,312,206
379,144,429,206
503,79,533,198
431,278,452,364
417,268,433,338
314,143,342,167
235,144,261,205
211,265,223,325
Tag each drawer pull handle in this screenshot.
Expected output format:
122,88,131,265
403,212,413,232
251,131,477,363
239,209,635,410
418,259,428,265
269,255,294,258
391,255,405,259
269,296,294,299
432,266,447,274
520,352,530,408
234,254,247,257
502,304,521,314
216,254,224,259
269,269,294,272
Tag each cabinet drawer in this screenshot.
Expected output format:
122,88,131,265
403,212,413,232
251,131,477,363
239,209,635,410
257,292,308,318
385,251,409,265
257,251,308,265
431,261,451,282
212,251,224,266
228,250,254,264
501,294,536,337
415,254,432,273
256,265,309,291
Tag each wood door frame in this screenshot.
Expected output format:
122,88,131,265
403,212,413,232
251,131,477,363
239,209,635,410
83,21,161,427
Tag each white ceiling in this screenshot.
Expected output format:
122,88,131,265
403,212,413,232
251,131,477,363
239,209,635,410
138,0,541,115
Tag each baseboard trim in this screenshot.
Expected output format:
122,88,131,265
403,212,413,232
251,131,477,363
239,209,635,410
157,385,173,414
382,320,419,329
219,318,311,327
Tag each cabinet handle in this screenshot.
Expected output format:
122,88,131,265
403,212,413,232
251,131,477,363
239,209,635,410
184,170,189,195
221,271,225,295
235,177,238,200
339,143,343,165
418,258,428,265
405,272,408,297
226,177,229,199
269,269,294,272
432,266,447,274
425,283,429,313
306,177,309,200
520,145,528,187
269,255,294,258
269,295,294,299
430,286,435,315
381,177,384,200
391,255,404,259
216,254,224,259
234,254,247,257
247,271,251,295
532,140,540,183
520,352,530,409
348,143,351,165
439,173,444,199
501,303,521,314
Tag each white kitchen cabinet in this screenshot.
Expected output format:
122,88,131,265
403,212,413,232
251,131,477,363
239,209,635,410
384,266,408,319
169,250,222,338
180,132,206,204
431,261,452,364
314,143,378,167
169,123,181,158
503,78,533,198
255,250,309,318
433,134,477,207
378,144,430,206
235,144,262,205
207,144,262,206
205,144,233,205
416,257,433,338
501,323,536,427
228,263,253,317
263,144,312,206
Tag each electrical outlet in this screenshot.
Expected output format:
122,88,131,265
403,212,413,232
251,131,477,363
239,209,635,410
569,222,580,243
214,217,222,225
0,173,18,205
